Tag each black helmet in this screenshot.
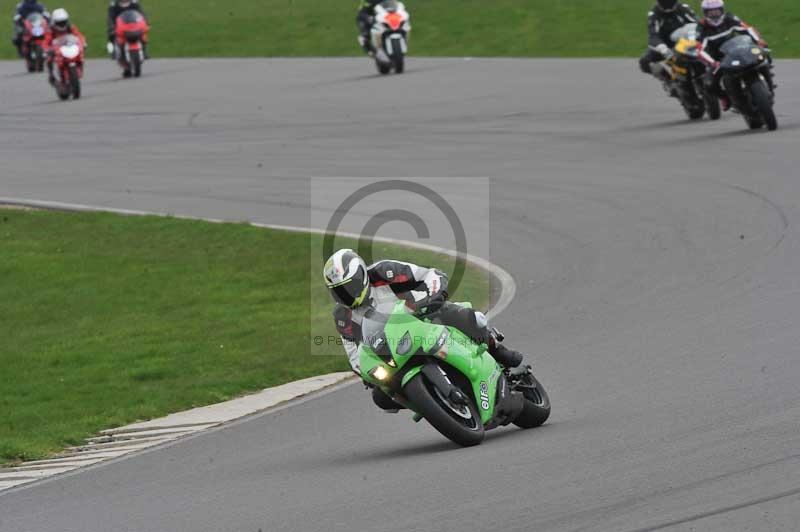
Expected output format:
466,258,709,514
323,249,371,308
657,0,679,11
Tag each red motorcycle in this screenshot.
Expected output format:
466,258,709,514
114,9,149,78
21,12,49,72
51,34,85,100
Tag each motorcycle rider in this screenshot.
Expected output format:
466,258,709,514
324,249,527,411
639,0,697,80
356,0,382,54
11,0,49,57
107,0,148,58
697,0,772,111
44,8,85,85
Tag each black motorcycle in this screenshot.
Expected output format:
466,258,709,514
717,35,777,131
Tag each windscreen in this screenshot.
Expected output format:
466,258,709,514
670,23,698,44
720,35,756,56
119,9,142,24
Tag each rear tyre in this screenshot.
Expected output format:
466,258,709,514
750,80,778,131
69,66,80,99
57,83,69,101
404,373,484,447
685,105,705,120
376,60,391,75
512,374,551,429
747,115,764,130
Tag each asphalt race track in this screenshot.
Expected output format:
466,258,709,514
1,58,800,532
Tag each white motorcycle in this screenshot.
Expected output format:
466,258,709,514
369,0,411,75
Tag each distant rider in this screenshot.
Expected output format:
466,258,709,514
45,8,86,85
697,0,772,111
11,0,49,57
356,0,383,54
107,0,148,57
639,0,697,80
324,249,527,412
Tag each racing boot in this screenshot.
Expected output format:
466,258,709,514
488,338,525,368
357,34,372,55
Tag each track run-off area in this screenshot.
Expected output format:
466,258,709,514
1,58,800,532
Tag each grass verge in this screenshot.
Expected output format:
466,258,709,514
0,1,797,60
0,208,491,465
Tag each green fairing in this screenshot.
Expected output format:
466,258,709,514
359,301,502,425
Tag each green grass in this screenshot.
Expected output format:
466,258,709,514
0,209,490,465
1,1,797,59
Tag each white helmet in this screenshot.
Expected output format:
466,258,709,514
701,0,726,27
323,249,371,308
51,8,69,31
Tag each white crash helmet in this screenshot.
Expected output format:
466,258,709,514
51,8,70,31
324,249,371,308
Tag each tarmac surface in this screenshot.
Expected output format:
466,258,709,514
1,57,799,532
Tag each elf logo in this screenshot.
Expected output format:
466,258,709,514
479,381,490,410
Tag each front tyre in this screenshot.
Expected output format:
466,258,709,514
404,373,484,447
392,54,404,74
131,51,142,78
704,91,721,120
750,80,777,131
34,45,44,72
512,374,551,429
69,65,80,99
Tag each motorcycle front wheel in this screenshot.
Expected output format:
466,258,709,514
404,372,485,447
750,80,777,131
512,373,551,429
392,54,404,74
69,65,81,99
34,45,44,72
131,52,142,78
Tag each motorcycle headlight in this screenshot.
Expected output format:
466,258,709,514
370,366,390,382
61,45,80,59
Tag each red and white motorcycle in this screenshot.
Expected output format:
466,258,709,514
370,0,411,75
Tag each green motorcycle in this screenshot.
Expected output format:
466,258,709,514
359,300,550,446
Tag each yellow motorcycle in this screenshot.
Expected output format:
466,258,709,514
658,23,721,121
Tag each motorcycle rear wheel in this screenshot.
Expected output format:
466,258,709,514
404,372,485,447
376,60,391,75
685,105,705,121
